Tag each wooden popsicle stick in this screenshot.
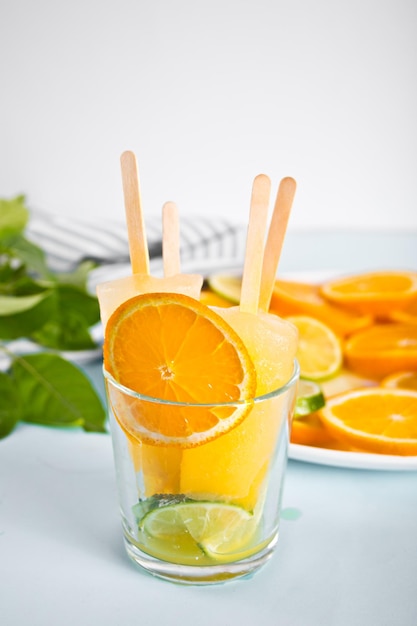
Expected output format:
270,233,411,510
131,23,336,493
258,177,296,312
162,201,181,277
239,174,272,314
120,150,150,275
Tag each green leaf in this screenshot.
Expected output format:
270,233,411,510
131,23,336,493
0,261,27,289
0,196,29,239
12,353,107,432
4,234,50,278
30,284,100,350
31,312,97,350
0,372,21,438
53,284,100,327
55,261,97,290
0,289,55,339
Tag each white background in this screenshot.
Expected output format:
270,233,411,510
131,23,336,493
1,0,416,231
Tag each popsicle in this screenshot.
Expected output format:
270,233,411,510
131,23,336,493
96,151,203,328
180,175,298,510
213,175,298,394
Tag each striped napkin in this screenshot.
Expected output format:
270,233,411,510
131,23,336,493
27,210,247,273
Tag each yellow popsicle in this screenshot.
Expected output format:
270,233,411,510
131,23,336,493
97,272,203,329
180,307,298,510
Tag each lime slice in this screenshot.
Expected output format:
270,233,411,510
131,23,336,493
295,379,326,418
207,273,242,304
139,499,260,560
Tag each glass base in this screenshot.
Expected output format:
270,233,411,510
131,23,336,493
123,531,279,585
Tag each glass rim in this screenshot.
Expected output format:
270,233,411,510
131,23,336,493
103,360,299,408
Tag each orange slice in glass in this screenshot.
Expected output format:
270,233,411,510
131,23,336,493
344,323,417,379
319,388,417,455
320,271,417,318
104,293,256,447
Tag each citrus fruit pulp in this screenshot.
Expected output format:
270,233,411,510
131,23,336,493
319,388,417,455
104,292,256,447
207,273,373,337
286,315,343,380
344,323,417,379
135,498,263,564
290,412,350,449
270,278,373,336
381,371,417,392
389,296,417,325
320,271,417,317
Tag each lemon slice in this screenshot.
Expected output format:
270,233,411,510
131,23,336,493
295,379,325,418
207,273,242,304
138,499,260,560
287,315,343,380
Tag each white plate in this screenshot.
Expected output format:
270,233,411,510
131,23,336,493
289,443,417,471
91,258,417,472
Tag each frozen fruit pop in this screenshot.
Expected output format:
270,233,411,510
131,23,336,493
214,175,298,394
96,153,202,327
180,175,298,509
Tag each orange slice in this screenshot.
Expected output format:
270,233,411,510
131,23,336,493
344,323,417,379
290,413,346,449
389,296,417,325
269,278,372,337
381,371,417,392
320,271,417,318
319,388,417,455
104,292,257,447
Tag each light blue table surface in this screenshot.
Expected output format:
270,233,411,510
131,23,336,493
1,231,417,626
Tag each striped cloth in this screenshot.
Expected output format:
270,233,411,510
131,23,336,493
27,210,247,273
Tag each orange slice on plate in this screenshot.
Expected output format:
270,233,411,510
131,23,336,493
269,278,373,337
290,412,347,449
320,270,417,318
389,296,417,325
319,388,417,455
344,323,417,379
207,273,373,337
381,371,417,392
104,292,257,447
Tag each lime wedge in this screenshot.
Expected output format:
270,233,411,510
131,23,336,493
295,379,326,418
207,273,242,304
139,499,260,560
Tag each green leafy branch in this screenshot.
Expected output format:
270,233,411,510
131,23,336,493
0,196,106,439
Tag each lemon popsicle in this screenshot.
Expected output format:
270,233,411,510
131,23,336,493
97,153,202,499
97,154,202,327
180,175,298,514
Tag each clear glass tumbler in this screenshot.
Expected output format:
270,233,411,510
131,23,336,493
104,361,299,585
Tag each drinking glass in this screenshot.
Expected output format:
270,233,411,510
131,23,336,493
104,361,299,585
